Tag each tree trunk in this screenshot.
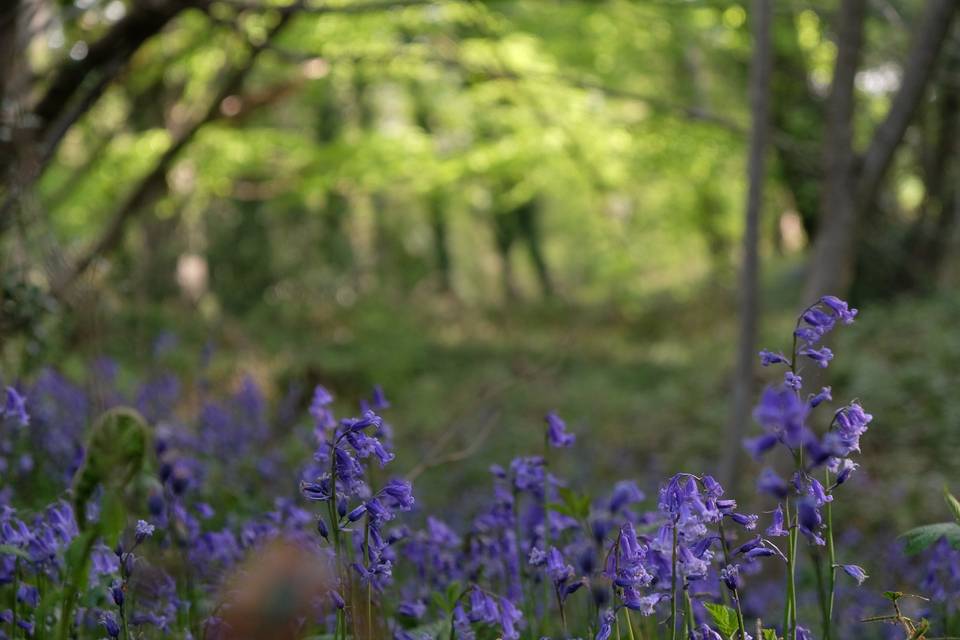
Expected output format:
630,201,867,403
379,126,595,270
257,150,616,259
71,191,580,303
721,0,772,488
517,198,553,299
806,0,958,300
803,0,867,301
428,190,453,293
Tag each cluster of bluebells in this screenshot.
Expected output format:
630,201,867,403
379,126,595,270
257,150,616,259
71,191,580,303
299,384,416,615
2,301,959,640
750,297,870,549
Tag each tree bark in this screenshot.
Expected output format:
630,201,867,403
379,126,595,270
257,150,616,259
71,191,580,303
721,0,772,488
857,0,958,214
31,0,204,134
805,0,958,300
803,0,867,301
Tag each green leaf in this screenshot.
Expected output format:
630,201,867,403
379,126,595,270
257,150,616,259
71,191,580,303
702,601,738,637
883,591,903,602
73,407,150,528
0,544,30,560
64,529,97,577
944,487,960,525
899,522,960,555
762,629,779,640
556,486,591,521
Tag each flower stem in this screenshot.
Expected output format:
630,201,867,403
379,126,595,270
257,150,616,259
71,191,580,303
782,498,795,640
670,523,679,640
624,607,638,640
364,516,373,638
684,588,696,639
824,467,837,640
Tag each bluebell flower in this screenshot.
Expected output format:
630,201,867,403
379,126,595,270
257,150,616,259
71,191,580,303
796,624,814,640
820,296,858,324
720,563,740,590
799,346,833,368
2,387,29,427
840,564,868,585
101,613,121,639
546,412,575,448
784,372,802,390
809,387,832,408
135,519,155,544
766,505,788,537
694,623,725,639
824,402,872,456
759,350,788,366
757,468,788,499
595,608,616,640
397,599,427,619
796,499,824,545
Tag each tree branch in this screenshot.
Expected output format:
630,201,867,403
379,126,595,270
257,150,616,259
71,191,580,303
31,0,205,133
52,8,298,296
856,0,958,212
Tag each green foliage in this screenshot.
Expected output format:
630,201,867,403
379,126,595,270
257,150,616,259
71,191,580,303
550,486,592,522
703,601,739,637
72,407,151,533
899,523,960,556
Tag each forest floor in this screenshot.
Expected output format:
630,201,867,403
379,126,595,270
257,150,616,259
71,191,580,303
50,267,960,533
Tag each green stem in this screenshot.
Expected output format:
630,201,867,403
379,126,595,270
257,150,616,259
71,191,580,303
11,558,19,640
57,532,96,640
556,586,568,638
718,519,747,640
670,523,679,640
624,607,638,640
824,468,836,640
120,601,130,640
811,548,828,638
543,438,552,628
364,516,373,638
511,488,534,637
683,589,696,639
782,498,794,640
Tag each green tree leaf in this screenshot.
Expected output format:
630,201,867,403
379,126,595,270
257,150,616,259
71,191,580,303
899,522,960,555
702,601,738,637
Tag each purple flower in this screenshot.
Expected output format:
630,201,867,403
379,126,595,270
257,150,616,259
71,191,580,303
752,386,810,451
546,412,575,448
809,387,832,408
784,372,802,390
595,609,615,640
820,296,858,324
757,468,788,499
759,350,788,366
101,613,120,638
135,520,155,544
825,402,872,456
545,546,574,585
796,499,824,545
3,387,29,427
840,563,868,585
799,346,833,368
766,505,788,537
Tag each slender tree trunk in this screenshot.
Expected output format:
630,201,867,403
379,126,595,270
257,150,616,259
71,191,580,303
517,199,553,299
803,0,867,301
721,0,772,488
806,0,958,300
428,190,453,293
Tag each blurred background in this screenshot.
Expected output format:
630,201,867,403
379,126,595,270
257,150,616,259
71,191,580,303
1,0,959,529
